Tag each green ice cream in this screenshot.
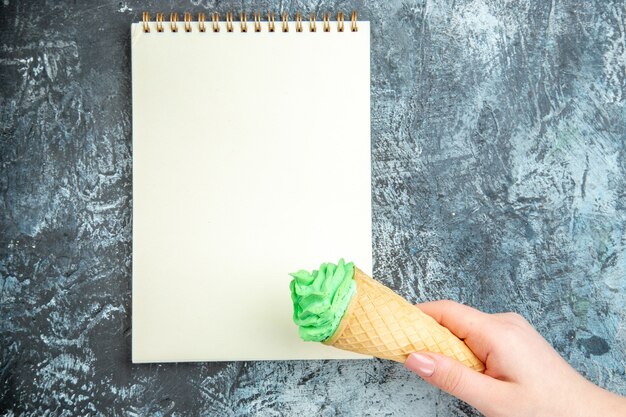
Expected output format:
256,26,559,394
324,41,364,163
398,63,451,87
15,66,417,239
289,259,356,342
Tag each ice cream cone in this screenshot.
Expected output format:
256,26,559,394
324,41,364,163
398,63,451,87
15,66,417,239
323,268,485,372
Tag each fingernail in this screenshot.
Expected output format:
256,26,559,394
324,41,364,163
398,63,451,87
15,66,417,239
405,353,435,377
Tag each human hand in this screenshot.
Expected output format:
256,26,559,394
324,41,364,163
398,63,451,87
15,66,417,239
404,300,626,417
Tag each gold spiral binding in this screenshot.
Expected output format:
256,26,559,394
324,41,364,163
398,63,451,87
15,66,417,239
254,12,261,32
170,12,178,32
142,12,150,32
198,12,206,32
184,12,192,32
140,10,360,33
295,12,303,32
323,13,331,32
240,12,248,32
212,12,220,32
281,12,289,32
337,12,344,32
225,12,233,32
155,13,164,32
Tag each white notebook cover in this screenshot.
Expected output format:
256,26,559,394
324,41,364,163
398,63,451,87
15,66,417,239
131,20,372,362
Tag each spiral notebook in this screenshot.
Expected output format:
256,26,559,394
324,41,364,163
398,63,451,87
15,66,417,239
131,12,372,363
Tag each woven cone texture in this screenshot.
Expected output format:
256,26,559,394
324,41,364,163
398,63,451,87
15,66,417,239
323,268,485,372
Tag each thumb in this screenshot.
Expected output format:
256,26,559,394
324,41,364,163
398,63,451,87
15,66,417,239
405,352,507,412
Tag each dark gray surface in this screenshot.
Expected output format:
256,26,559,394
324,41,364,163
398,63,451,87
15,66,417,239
1,0,625,415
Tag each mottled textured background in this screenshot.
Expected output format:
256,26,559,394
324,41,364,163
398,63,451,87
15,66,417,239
1,0,625,415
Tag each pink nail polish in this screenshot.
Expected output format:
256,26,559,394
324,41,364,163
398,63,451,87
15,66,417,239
405,353,435,377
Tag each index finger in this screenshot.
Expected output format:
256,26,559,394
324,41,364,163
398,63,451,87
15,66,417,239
417,300,489,341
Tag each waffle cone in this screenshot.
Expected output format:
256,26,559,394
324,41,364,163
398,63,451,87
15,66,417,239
324,268,485,372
